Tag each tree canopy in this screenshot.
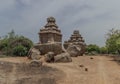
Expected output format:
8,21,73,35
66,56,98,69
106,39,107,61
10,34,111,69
0,30,33,56
106,28,120,54
86,44,100,55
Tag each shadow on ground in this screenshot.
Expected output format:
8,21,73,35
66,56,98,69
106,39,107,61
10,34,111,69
0,61,65,84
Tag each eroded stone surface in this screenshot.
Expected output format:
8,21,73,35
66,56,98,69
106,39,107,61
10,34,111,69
54,53,72,62
45,52,55,63
27,48,41,60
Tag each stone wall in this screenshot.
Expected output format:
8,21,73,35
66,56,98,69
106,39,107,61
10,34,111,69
34,42,62,55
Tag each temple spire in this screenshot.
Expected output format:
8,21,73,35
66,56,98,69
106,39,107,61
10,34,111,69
45,17,58,28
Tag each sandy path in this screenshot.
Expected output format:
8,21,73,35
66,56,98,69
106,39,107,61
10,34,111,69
6,64,17,84
48,56,120,84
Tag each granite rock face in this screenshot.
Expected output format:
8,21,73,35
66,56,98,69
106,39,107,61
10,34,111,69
28,48,41,60
45,52,55,63
67,45,81,57
54,53,72,62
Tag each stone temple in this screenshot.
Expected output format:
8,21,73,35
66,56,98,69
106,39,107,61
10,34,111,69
64,30,86,56
34,17,63,55
28,17,86,61
38,17,62,43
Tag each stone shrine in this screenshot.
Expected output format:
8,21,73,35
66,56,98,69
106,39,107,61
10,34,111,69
28,17,86,62
38,17,62,43
34,17,63,55
64,30,86,56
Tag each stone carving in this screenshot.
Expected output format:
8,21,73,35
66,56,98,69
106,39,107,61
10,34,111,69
64,30,86,56
34,42,62,55
27,17,86,63
35,17,63,55
38,17,62,43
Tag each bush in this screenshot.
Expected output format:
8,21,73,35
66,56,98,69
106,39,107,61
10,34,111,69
10,36,33,51
13,45,27,56
100,47,108,54
0,30,33,56
86,44,100,55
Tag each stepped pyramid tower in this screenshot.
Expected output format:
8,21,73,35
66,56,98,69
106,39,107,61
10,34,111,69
38,17,62,44
35,17,63,55
64,30,86,55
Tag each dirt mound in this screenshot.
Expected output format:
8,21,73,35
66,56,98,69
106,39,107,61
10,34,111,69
0,61,65,84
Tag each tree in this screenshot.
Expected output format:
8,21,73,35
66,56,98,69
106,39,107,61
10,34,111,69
106,28,120,54
100,46,108,54
86,44,100,55
13,45,27,56
0,30,33,56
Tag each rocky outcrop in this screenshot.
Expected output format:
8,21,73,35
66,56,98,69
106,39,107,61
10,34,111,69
54,53,72,62
27,48,41,60
45,52,55,63
44,52,72,63
67,45,82,57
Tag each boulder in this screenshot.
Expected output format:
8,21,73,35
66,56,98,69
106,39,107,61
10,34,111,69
28,48,41,60
54,53,72,62
67,45,82,57
45,52,55,62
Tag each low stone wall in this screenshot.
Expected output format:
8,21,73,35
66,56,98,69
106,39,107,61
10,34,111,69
34,42,63,55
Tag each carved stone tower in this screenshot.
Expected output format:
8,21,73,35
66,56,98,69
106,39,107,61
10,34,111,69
35,17,63,55
38,17,62,44
64,30,86,56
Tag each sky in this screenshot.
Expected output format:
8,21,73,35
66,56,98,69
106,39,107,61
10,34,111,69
0,0,120,46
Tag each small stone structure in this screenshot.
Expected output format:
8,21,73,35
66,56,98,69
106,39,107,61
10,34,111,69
64,30,86,56
28,17,86,63
38,17,62,43
35,17,63,55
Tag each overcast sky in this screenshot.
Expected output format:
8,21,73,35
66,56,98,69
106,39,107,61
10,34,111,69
0,0,120,46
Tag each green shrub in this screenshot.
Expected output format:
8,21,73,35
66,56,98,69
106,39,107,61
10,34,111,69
0,30,33,56
106,28,120,54
13,45,27,56
86,44,100,54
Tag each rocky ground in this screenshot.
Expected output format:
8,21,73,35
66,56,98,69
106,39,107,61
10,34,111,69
0,56,120,84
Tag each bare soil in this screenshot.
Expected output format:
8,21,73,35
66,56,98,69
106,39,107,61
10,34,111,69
0,56,120,84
